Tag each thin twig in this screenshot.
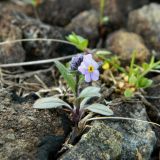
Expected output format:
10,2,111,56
0,54,76,68
34,75,48,89
150,70,160,73
2,67,53,79
87,116,160,128
0,38,74,46
0,38,76,67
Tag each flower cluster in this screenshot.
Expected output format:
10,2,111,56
71,54,100,82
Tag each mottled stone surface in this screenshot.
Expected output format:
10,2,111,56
37,0,91,26
145,76,160,112
0,14,25,64
0,89,68,160
106,30,150,62
12,13,66,61
66,10,99,46
128,3,160,59
90,0,149,26
105,102,157,160
60,122,122,160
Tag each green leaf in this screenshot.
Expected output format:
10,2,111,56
137,77,153,88
78,86,101,98
86,103,113,116
124,89,134,98
154,64,160,69
96,50,111,60
142,63,150,70
31,0,36,6
54,60,76,94
128,74,137,85
80,97,91,109
150,56,155,66
66,33,88,51
21,0,35,5
33,97,72,109
96,50,111,56
102,16,109,23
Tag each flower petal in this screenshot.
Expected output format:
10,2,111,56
78,62,86,74
91,59,99,69
85,73,91,82
83,54,92,66
91,70,99,81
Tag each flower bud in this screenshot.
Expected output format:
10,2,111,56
70,54,83,70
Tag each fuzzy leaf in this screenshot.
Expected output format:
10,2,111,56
86,103,113,116
80,97,92,109
54,60,76,94
33,97,72,109
78,86,101,98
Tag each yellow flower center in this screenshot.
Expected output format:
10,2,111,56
88,65,94,72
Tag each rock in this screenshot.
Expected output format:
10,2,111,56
90,0,149,27
0,1,34,17
128,3,160,59
61,101,156,159
145,76,160,112
106,30,150,62
66,10,99,47
0,11,77,64
60,122,122,160
11,13,66,62
105,101,156,160
0,14,25,64
37,0,91,26
0,89,71,160
117,0,149,17
144,74,160,152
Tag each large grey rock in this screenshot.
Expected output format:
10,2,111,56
90,0,149,26
66,10,99,47
60,122,122,160
145,76,160,112
37,0,91,26
128,3,160,59
105,102,156,159
0,89,68,160
0,14,25,64
61,101,156,160
106,30,150,62
12,13,67,61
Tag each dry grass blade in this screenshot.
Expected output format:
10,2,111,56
0,54,76,68
87,116,160,128
0,38,76,68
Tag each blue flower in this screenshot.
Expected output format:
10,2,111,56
78,54,99,82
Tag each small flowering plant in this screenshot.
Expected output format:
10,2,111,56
33,33,113,143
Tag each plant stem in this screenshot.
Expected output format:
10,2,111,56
129,50,136,76
74,72,81,125
75,72,79,98
100,0,105,24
